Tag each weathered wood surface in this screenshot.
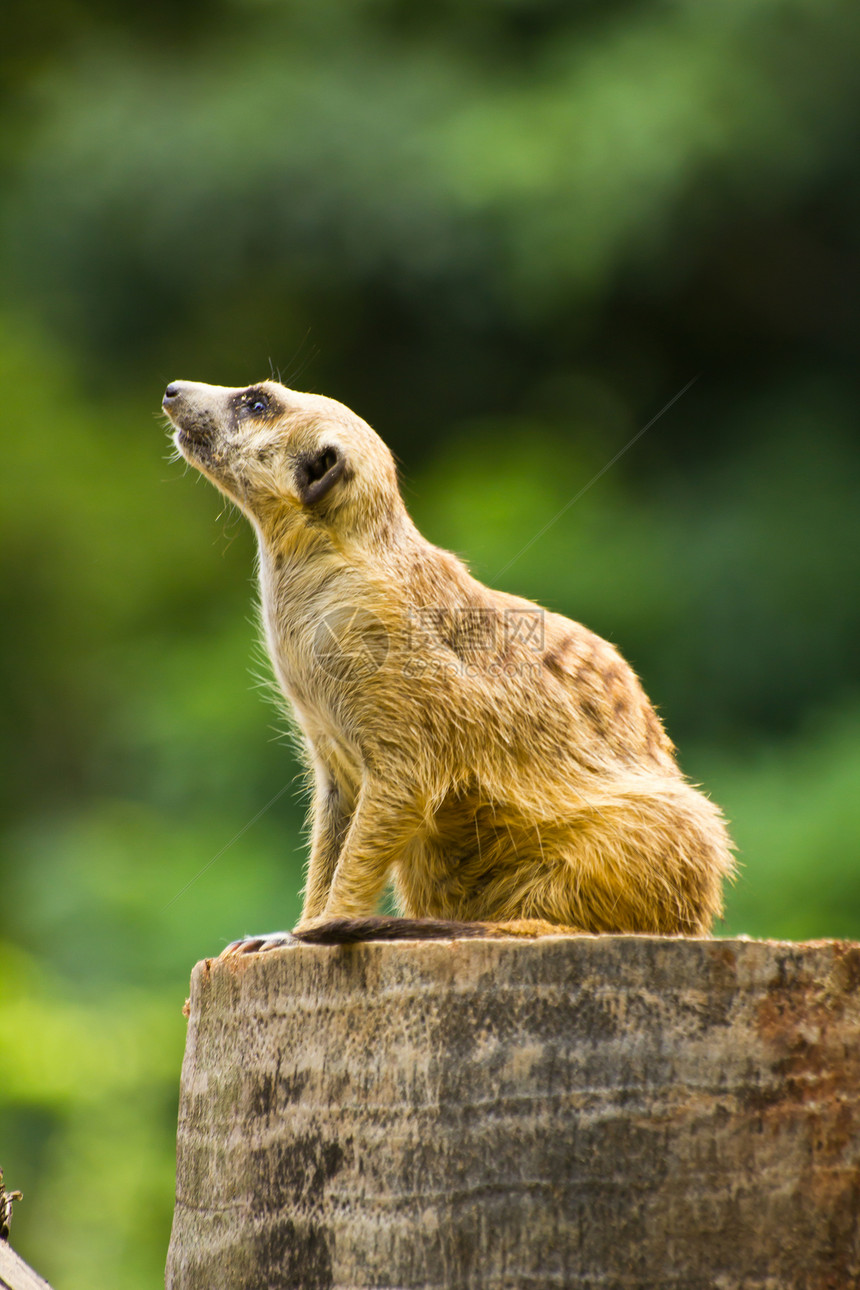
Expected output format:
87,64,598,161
166,936,860,1289
0,1241,54,1290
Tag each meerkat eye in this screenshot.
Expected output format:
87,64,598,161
235,389,271,420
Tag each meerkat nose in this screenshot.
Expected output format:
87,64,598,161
163,381,186,405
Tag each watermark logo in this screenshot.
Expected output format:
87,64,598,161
403,605,545,680
501,609,545,653
406,606,544,654
312,606,390,680
310,604,546,682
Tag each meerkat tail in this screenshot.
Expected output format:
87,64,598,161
290,916,580,944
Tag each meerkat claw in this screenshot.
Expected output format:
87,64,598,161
219,932,298,958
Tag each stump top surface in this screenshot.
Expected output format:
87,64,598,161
190,932,860,1007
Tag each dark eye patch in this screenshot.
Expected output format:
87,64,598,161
244,389,270,415
233,387,275,420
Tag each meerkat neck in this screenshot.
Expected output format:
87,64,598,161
258,502,429,603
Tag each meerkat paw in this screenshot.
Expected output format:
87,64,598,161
219,931,298,957
291,916,332,935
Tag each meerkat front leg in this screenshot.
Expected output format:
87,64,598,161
304,781,421,924
301,772,353,922
219,759,352,957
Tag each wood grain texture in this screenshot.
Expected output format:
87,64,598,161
166,936,860,1289
0,1242,54,1290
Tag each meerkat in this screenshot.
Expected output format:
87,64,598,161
163,379,734,950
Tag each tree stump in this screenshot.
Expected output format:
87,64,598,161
166,935,860,1289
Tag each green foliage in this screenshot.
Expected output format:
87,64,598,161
1,1,859,1286
704,705,860,941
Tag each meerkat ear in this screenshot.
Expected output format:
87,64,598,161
294,445,347,505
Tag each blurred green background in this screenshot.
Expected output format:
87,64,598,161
1,0,859,1284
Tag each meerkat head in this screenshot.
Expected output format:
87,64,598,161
163,379,403,550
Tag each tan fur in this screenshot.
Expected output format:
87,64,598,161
164,379,735,939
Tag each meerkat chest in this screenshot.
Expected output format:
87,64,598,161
258,554,376,763
264,610,366,787
258,555,338,682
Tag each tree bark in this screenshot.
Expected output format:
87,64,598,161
166,935,860,1289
